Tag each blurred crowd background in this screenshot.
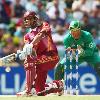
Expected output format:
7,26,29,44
0,0,100,63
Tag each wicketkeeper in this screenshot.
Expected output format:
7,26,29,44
55,20,100,80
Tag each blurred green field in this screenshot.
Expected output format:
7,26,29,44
1,95,100,100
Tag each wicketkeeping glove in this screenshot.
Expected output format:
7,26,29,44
77,45,84,57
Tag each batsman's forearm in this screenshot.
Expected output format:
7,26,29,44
31,31,44,45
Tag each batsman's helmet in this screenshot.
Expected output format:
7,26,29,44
23,11,38,28
23,11,37,19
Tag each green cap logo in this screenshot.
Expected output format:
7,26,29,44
69,20,81,31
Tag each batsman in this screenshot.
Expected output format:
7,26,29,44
16,11,61,96
55,20,100,80
0,11,65,96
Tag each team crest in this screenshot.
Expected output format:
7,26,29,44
89,42,94,48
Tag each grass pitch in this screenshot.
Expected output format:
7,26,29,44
0,95,100,100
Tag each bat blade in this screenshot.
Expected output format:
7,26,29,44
0,58,3,66
0,53,16,66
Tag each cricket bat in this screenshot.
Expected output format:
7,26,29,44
0,53,16,66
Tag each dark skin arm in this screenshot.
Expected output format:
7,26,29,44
31,27,49,46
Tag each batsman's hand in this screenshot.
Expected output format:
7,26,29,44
23,43,33,55
16,50,27,60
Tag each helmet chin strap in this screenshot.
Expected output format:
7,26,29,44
37,19,43,26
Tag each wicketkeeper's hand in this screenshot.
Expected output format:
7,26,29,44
66,47,76,55
23,43,33,55
77,45,84,57
66,47,71,53
65,47,75,59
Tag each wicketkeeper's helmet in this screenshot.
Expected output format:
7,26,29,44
69,20,81,31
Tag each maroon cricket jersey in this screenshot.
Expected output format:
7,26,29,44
24,22,58,56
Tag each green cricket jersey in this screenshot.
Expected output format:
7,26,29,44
63,30,98,57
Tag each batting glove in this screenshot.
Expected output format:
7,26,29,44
16,50,27,60
23,44,33,55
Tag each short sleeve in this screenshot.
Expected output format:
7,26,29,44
24,34,30,44
42,22,51,35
